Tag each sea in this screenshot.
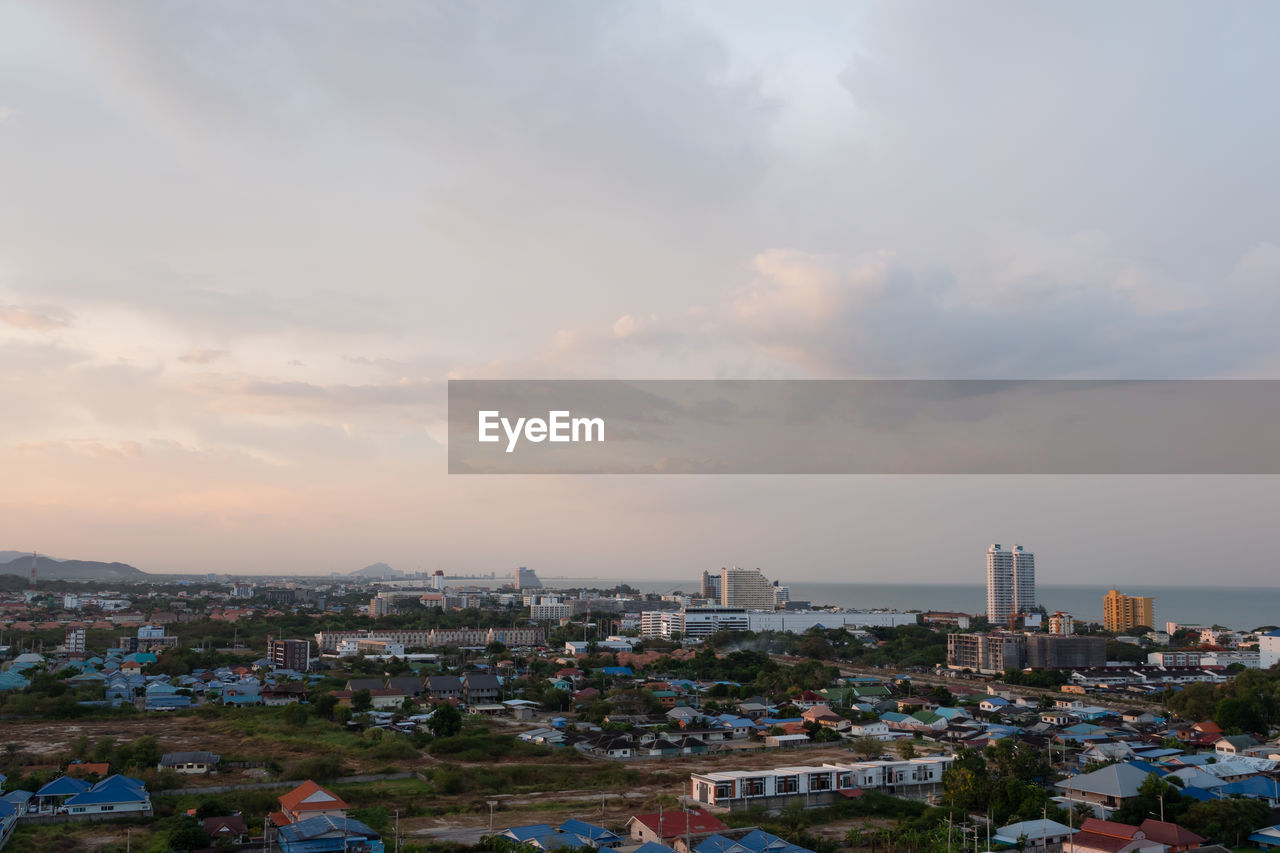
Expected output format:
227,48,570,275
531,579,1280,632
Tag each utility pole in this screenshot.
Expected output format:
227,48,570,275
488,800,497,834
396,808,401,853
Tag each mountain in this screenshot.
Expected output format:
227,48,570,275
349,562,402,578
0,554,147,581
0,551,52,564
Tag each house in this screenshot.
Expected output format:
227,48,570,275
502,824,587,850
32,776,91,814
559,818,623,848
979,697,1009,714
667,707,703,726
503,820,622,849
626,809,730,848
1216,734,1261,755
65,762,111,778
386,676,425,697
1137,819,1205,852
1249,824,1280,850
0,799,15,849
846,721,891,740
344,677,385,693
427,675,463,701
333,687,407,709
159,752,220,774
994,819,1075,851
1065,818,1162,853
463,672,501,705
61,774,151,815
263,683,307,705
694,829,814,853
203,815,249,844
801,705,850,731
1120,710,1160,726
276,815,381,853
1053,763,1154,816
273,780,348,826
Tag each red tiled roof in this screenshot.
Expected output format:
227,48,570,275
1138,819,1204,846
1080,818,1139,839
1069,831,1138,853
66,763,110,777
278,780,348,815
629,809,729,838
204,815,248,836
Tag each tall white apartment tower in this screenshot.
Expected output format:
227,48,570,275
720,567,777,610
986,544,1014,624
1012,544,1036,615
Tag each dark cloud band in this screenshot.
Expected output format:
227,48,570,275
449,379,1280,474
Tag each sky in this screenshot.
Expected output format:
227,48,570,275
2,1,1279,584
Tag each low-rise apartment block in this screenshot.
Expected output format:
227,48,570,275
690,757,953,812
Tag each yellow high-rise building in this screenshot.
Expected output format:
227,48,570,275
1103,589,1154,632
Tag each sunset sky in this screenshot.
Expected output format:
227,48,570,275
3,2,1279,583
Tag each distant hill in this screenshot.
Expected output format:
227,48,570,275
349,562,402,578
0,554,147,581
0,551,52,564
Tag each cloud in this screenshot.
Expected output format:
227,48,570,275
1,306,70,331
177,348,228,364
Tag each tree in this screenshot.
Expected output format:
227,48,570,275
941,747,990,812
894,739,917,760
282,703,309,728
851,735,883,760
351,689,373,713
1181,797,1271,847
428,702,463,738
313,693,337,719
130,735,162,769
168,817,210,852
91,736,115,764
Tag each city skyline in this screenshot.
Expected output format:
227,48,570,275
3,3,1280,583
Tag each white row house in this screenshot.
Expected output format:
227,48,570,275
690,756,953,812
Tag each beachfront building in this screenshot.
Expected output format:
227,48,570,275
1103,591,1154,632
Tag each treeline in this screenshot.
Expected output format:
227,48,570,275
1164,667,1280,734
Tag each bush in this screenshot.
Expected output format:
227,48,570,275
289,756,345,782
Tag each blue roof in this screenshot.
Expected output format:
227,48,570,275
505,824,556,842
0,800,13,819
600,666,633,676
1179,785,1215,802
277,815,379,848
1217,776,1280,799
36,776,91,797
1124,760,1168,776
635,843,675,853
694,835,740,853
559,819,621,843
63,775,147,807
695,830,812,853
